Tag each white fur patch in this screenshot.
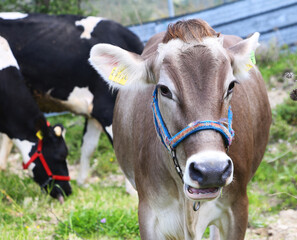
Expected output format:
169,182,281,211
153,200,184,239
156,39,187,65
0,133,13,170
75,16,103,39
194,197,234,239
0,12,28,20
229,32,260,81
105,124,113,139
13,139,36,171
0,36,19,70
59,87,94,116
201,37,228,58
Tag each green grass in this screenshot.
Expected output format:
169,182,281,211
54,183,139,240
257,49,297,89
247,55,297,227
0,170,139,239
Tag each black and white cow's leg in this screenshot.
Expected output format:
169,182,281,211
77,117,102,186
125,177,137,195
103,124,137,195
0,133,13,170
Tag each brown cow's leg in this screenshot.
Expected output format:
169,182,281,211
138,200,159,240
221,194,249,240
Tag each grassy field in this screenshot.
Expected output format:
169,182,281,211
0,50,297,239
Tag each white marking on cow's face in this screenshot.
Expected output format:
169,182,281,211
75,16,103,39
58,87,94,115
13,139,36,172
0,12,28,20
156,39,187,66
0,36,19,70
201,37,227,58
105,124,113,139
183,151,233,201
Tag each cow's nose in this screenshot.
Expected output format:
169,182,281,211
189,159,232,188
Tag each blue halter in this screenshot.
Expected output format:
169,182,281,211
151,87,235,152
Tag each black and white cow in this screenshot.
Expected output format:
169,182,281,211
0,36,71,201
0,12,144,185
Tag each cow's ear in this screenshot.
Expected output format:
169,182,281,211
228,32,260,80
89,44,150,90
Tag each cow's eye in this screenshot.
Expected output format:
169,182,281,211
227,80,239,97
159,85,172,99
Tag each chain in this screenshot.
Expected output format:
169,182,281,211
171,148,184,183
171,149,202,212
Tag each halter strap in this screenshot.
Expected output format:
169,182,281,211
151,87,235,152
23,140,70,181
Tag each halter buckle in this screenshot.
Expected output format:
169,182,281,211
40,177,53,189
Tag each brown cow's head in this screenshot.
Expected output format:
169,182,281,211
89,19,260,202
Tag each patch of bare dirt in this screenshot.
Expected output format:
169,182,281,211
246,209,297,240
268,89,288,108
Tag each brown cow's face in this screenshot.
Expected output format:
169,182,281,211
156,38,235,201
89,29,260,202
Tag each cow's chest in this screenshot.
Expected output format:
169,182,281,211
148,196,233,240
152,200,185,240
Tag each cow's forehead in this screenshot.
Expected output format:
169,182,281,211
156,37,228,66
156,37,231,102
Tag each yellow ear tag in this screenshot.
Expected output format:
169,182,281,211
109,66,127,85
245,51,256,72
245,64,253,71
36,130,43,140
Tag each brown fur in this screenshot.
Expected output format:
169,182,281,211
162,19,219,43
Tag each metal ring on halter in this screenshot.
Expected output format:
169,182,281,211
193,201,200,211
40,177,53,189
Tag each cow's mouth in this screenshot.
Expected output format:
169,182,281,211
184,184,221,200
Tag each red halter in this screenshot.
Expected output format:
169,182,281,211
23,139,70,181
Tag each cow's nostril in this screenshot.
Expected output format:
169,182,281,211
189,162,204,183
222,159,232,181
223,160,232,172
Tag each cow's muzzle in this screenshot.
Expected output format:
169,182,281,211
183,151,233,201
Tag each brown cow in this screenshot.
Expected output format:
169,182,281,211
89,19,271,240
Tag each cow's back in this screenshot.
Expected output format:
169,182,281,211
0,13,143,116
